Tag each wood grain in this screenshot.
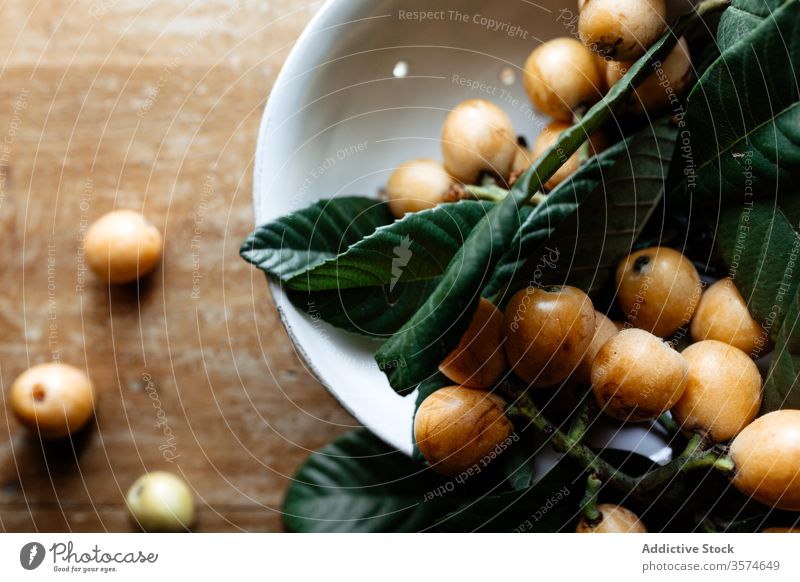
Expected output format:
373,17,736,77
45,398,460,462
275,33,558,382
0,0,357,532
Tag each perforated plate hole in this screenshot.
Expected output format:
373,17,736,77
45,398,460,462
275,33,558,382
393,61,409,78
499,66,516,85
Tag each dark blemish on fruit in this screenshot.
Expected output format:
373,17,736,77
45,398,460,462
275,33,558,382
32,384,46,402
633,255,651,273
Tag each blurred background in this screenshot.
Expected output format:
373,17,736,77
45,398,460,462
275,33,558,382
0,0,356,532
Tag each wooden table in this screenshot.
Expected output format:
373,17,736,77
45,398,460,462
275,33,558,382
0,0,355,532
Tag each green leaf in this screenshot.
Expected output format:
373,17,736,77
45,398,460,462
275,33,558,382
710,498,798,532
685,0,800,200
717,0,785,50
763,285,800,412
717,200,800,336
288,201,493,291
375,195,526,395
496,430,539,490
376,16,696,394
436,456,583,532
240,197,394,282
718,195,800,409
286,278,440,337
243,198,491,337
721,512,777,532
502,118,678,298
483,138,632,300
283,429,458,532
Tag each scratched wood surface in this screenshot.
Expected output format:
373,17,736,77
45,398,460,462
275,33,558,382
0,0,357,533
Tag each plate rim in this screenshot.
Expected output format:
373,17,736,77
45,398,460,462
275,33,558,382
250,0,414,454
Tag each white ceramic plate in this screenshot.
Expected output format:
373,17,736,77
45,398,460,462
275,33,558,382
252,0,677,464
